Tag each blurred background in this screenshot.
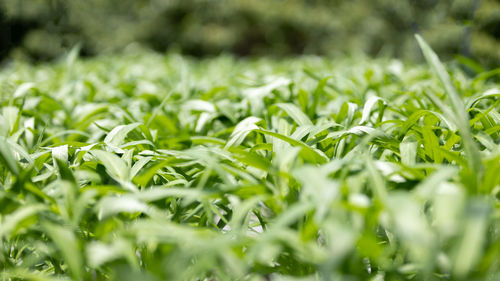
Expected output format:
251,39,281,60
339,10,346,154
0,0,499,67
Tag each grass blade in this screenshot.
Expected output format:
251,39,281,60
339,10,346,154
415,34,483,192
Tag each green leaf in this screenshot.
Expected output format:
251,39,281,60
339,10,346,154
0,204,46,238
255,129,328,164
400,135,417,166
96,196,149,219
360,94,385,124
43,223,83,280
452,200,491,278
225,116,261,148
0,137,20,176
416,34,483,192
3,106,20,134
276,103,313,126
13,82,36,98
130,156,153,179
104,123,141,147
91,150,130,184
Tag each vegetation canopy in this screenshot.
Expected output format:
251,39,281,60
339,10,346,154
0,38,499,280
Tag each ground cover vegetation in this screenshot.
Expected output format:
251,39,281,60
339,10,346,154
0,37,499,280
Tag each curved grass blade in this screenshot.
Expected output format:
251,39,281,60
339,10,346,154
416,34,483,193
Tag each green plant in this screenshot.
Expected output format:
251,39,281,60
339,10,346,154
0,38,499,280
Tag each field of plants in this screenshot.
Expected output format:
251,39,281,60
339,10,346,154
0,37,499,280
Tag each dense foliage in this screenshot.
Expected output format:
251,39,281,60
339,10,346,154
1,0,500,67
0,38,499,280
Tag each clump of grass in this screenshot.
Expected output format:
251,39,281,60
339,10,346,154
0,38,499,281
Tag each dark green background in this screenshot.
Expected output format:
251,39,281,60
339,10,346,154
1,0,499,67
